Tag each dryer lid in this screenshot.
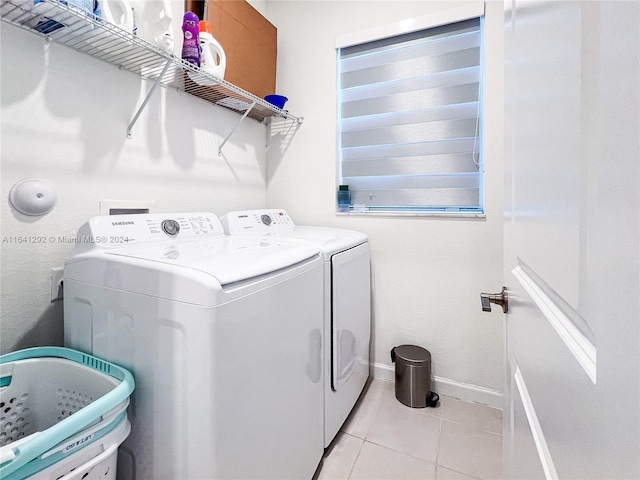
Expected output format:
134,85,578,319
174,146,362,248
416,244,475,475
288,226,368,256
221,209,368,257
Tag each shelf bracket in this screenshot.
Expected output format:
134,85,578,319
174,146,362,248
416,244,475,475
126,59,172,139
218,100,257,155
266,117,302,153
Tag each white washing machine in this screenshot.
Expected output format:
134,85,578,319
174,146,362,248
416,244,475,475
63,212,324,480
221,209,370,447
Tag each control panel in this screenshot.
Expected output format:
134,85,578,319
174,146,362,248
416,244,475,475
222,210,296,237
75,212,225,248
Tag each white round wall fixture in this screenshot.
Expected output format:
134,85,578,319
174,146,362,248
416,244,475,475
9,178,58,216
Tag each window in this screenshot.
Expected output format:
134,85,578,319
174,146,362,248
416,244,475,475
337,7,484,214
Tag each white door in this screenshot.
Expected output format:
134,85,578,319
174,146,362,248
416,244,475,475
502,1,639,478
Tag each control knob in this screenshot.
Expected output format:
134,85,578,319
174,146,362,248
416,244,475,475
161,219,180,237
261,214,272,226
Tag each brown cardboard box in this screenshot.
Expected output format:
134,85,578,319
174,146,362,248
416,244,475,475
185,0,277,100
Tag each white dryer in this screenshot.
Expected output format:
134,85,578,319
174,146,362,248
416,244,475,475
221,209,370,447
63,212,324,480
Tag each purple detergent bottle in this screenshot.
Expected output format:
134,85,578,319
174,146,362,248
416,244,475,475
181,11,200,67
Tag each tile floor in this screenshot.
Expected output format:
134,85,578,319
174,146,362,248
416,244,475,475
317,379,503,480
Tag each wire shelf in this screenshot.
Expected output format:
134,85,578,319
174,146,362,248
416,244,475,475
0,0,302,125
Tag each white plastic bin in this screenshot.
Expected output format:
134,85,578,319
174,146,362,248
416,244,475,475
0,347,135,480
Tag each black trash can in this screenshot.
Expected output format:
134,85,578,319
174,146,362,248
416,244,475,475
391,345,439,408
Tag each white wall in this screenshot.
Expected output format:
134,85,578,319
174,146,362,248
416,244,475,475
1,0,506,406
265,0,505,404
0,4,269,353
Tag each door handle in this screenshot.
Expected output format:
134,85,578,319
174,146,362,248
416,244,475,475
480,287,509,313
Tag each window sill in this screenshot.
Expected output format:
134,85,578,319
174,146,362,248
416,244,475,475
335,211,486,219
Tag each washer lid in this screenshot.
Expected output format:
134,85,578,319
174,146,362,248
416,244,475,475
106,236,320,286
394,345,431,366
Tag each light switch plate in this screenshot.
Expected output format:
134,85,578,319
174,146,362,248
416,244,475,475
99,200,157,215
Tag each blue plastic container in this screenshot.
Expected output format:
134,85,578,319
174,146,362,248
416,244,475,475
264,94,288,109
337,185,351,212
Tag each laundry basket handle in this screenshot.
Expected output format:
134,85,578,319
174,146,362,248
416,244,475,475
0,347,135,478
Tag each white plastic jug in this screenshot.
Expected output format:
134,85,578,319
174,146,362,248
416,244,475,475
101,0,134,33
198,20,226,80
130,0,174,53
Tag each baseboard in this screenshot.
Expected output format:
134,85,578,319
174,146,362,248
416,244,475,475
372,362,504,410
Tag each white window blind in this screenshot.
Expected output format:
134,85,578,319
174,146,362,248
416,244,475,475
338,17,483,213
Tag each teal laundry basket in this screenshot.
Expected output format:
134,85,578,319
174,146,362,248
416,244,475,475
0,347,135,479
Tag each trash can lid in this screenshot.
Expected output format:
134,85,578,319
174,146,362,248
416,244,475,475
394,345,431,366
